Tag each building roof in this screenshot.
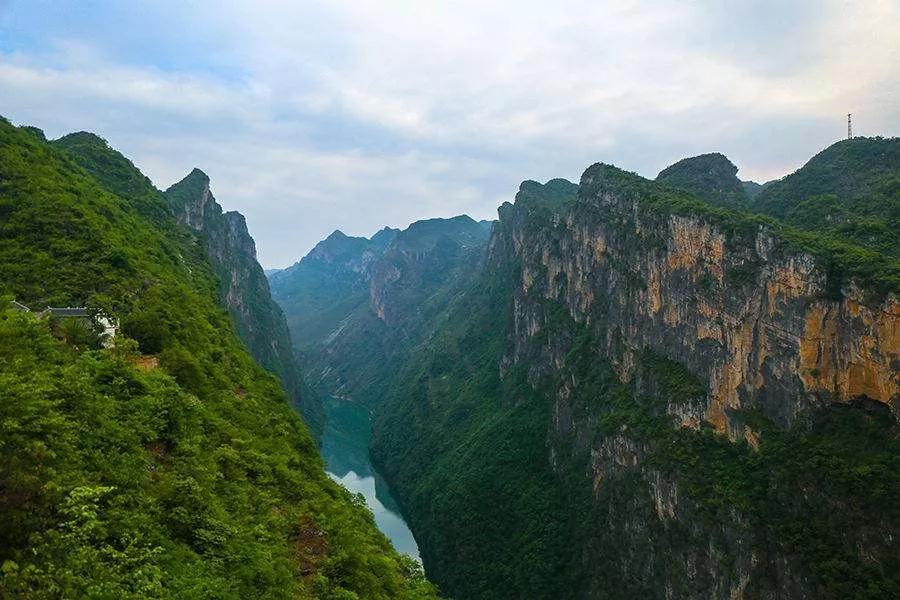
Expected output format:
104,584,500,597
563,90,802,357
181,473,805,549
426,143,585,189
45,307,90,317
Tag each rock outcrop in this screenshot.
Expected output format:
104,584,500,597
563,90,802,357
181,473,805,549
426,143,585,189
165,169,323,436
495,166,898,436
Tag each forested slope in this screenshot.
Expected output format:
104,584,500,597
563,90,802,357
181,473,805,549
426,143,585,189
363,141,898,599
370,159,899,598
47,130,323,437
0,118,436,599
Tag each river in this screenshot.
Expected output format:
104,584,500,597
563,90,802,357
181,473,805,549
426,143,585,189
320,397,420,561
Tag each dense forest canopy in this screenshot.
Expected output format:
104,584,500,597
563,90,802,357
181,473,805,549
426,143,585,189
0,118,437,599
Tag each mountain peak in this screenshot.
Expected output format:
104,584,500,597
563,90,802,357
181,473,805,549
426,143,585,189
186,167,210,183
19,125,46,141
164,168,216,230
370,226,400,250
54,130,110,148
656,152,748,209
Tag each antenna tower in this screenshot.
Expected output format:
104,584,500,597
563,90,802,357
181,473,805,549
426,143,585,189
847,113,852,139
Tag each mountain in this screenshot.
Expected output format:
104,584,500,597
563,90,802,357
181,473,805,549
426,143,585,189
0,118,436,597
270,216,491,406
656,152,749,209
741,179,765,199
752,136,899,257
274,139,898,599
754,137,899,219
270,229,390,359
163,169,323,437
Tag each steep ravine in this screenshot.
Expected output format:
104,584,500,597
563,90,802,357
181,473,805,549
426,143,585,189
367,164,898,597
1,119,438,597
270,139,898,599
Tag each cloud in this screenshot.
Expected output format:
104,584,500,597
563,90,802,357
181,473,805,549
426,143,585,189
0,0,898,266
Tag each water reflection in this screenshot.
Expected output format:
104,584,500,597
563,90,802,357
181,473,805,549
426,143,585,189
321,397,420,561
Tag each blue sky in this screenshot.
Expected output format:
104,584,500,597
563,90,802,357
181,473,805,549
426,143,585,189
1,0,898,267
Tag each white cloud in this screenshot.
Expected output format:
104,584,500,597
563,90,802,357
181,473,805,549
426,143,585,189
0,0,897,266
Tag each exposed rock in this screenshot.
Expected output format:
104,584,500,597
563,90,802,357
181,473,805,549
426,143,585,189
165,170,323,437
496,170,898,436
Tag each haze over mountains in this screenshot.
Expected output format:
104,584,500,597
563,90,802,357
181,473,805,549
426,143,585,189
1,108,898,599
267,134,899,598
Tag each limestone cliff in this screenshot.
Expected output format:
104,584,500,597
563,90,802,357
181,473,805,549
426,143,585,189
369,152,898,599
165,169,323,436
270,217,491,405
474,167,899,598
496,165,898,437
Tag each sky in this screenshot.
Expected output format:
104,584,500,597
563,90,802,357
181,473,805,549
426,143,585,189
1,1,898,268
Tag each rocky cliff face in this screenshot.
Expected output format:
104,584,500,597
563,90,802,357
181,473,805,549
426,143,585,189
369,215,491,326
270,217,492,405
473,168,899,598
269,229,394,397
497,165,898,438
165,169,323,436
368,149,898,599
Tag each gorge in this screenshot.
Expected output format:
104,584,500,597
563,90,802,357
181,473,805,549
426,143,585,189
320,397,420,562
0,113,897,599
270,137,899,599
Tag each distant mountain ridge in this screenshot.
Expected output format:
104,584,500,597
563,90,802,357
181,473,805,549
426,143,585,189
269,214,494,406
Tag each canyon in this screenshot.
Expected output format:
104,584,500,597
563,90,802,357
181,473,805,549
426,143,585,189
272,137,899,599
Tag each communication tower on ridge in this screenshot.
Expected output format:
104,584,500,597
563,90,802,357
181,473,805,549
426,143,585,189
847,113,852,139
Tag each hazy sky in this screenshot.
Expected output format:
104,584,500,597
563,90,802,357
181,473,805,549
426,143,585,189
1,1,898,267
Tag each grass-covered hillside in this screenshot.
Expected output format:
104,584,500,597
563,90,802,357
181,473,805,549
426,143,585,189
0,117,437,599
753,137,899,257
655,152,750,209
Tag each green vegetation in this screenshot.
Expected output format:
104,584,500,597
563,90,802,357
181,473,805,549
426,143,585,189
741,179,765,199
164,169,323,438
270,138,897,599
0,120,437,598
52,132,173,226
270,214,492,411
367,159,898,598
581,158,900,298
656,152,750,209
371,262,586,599
270,230,390,358
50,132,322,438
754,137,899,223
752,136,899,258
371,273,898,597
